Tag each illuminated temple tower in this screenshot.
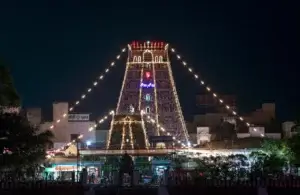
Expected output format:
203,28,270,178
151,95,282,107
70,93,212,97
113,41,189,145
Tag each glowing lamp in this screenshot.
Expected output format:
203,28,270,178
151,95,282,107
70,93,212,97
145,72,151,78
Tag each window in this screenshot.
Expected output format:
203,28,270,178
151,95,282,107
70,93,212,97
137,56,141,62
133,56,137,62
159,56,163,62
154,56,159,62
145,94,151,101
145,106,150,113
145,63,151,68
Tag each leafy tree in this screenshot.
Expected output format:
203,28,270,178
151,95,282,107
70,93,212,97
287,134,300,164
215,120,236,147
0,63,53,178
250,139,293,175
0,64,20,107
0,113,54,173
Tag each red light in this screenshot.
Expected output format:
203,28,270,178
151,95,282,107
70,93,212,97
145,72,151,78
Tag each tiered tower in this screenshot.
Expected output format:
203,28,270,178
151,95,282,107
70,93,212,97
114,41,189,144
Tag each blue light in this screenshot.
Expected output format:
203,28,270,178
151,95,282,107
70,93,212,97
140,83,155,88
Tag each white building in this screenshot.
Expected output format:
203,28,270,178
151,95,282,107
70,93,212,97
40,102,96,148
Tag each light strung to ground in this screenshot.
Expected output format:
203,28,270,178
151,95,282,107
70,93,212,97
141,110,191,148
48,48,126,131
170,47,264,137
46,110,115,159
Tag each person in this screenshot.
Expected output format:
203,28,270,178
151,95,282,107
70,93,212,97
119,152,134,186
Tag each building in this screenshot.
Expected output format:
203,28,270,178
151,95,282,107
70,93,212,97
40,102,96,148
192,101,281,145
113,41,189,146
282,121,297,138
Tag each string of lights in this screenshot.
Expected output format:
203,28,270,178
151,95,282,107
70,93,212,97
48,48,126,131
165,45,190,143
141,110,191,148
47,110,114,158
170,47,264,137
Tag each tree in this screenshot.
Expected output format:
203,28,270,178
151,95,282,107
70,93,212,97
0,64,20,107
287,134,300,164
216,120,236,148
250,139,293,176
0,63,53,178
0,113,54,173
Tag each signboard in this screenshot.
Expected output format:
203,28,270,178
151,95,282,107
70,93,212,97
68,114,90,121
140,83,155,88
0,107,20,114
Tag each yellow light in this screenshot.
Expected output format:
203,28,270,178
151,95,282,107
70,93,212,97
151,50,160,136
170,46,265,137
165,46,190,144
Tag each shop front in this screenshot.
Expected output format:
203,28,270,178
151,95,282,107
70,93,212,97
44,164,100,183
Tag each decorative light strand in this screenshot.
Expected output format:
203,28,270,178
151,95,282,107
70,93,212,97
141,110,191,148
128,121,134,149
140,111,150,149
120,123,126,150
46,110,115,159
165,45,191,143
138,66,144,111
170,47,264,137
151,50,160,136
48,48,126,130
106,112,116,149
116,46,131,114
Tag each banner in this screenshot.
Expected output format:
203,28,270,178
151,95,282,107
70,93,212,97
68,114,90,121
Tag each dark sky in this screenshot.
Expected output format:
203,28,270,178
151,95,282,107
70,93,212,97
0,0,299,122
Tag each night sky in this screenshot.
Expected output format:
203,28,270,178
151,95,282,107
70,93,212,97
0,0,299,122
